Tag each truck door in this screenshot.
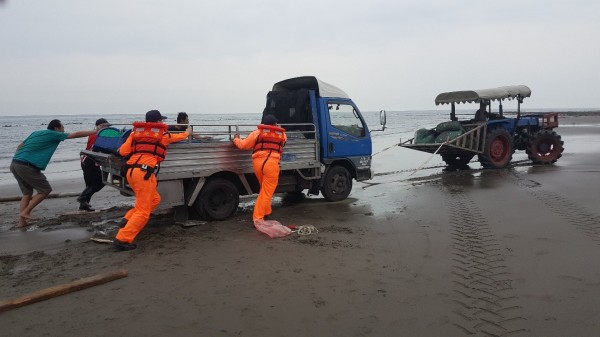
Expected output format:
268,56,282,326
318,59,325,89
324,100,372,158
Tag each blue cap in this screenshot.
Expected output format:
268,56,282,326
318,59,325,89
146,110,167,122
95,118,110,126
261,114,278,125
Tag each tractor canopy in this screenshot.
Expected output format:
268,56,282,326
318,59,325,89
435,85,531,105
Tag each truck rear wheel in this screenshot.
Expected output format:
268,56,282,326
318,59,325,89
526,130,564,164
321,166,352,202
194,178,239,221
478,128,513,169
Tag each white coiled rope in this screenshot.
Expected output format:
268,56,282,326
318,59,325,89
294,225,319,236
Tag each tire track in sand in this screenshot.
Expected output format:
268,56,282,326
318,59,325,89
441,184,528,336
508,171,600,243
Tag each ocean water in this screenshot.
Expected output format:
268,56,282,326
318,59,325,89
0,110,454,188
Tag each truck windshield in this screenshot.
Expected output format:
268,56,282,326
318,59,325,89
328,103,366,138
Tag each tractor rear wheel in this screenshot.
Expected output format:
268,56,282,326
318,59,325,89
526,130,564,164
478,128,513,169
442,153,475,167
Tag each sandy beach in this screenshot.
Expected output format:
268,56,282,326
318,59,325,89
1,114,599,336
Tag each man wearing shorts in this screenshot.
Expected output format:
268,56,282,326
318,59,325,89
11,119,95,227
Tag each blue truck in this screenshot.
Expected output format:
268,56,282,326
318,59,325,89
83,76,385,221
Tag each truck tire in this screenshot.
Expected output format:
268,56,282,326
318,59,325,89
478,128,513,169
526,130,564,164
441,153,475,167
194,178,239,221
321,166,352,202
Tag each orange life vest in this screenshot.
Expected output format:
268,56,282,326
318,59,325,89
253,124,286,154
131,121,169,163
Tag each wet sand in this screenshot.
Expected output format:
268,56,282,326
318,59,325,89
1,115,599,336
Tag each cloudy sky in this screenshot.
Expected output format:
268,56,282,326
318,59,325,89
1,0,599,116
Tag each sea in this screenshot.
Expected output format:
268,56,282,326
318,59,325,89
1,108,588,189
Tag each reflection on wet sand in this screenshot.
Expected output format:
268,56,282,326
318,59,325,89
0,227,91,255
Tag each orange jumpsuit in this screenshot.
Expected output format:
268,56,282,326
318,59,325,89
116,130,188,244
233,127,287,221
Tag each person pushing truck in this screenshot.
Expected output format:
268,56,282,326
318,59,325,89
233,114,287,224
113,110,191,251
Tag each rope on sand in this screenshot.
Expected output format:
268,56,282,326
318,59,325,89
289,225,318,236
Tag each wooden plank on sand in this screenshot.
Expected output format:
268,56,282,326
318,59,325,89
0,269,128,313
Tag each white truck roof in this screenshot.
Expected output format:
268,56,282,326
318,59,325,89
272,76,350,99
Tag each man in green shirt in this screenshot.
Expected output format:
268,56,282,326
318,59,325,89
11,119,96,228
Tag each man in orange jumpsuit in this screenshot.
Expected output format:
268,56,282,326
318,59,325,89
114,110,191,251
233,114,287,223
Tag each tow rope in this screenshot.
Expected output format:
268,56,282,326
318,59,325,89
403,141,446,179
371,143,399,157
367,137,452,184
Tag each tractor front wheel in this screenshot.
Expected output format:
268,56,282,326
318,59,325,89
442,153,475,167
478,128,513,169
526,130,564,164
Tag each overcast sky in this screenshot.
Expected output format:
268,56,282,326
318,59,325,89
1,0,599,116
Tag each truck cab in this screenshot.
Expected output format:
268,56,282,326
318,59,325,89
266,76,373,185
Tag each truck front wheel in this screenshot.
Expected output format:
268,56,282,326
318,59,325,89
194,178,239,221
321,166,352,202
441,153,475,167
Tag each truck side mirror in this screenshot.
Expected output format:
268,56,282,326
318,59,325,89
371,110,387,132
379,110,387,131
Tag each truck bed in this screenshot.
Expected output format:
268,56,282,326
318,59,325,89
82,125,320,204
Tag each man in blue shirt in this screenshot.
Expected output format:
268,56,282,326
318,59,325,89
11,119,96,228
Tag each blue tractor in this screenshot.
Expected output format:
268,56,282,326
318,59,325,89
401,85,564,169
